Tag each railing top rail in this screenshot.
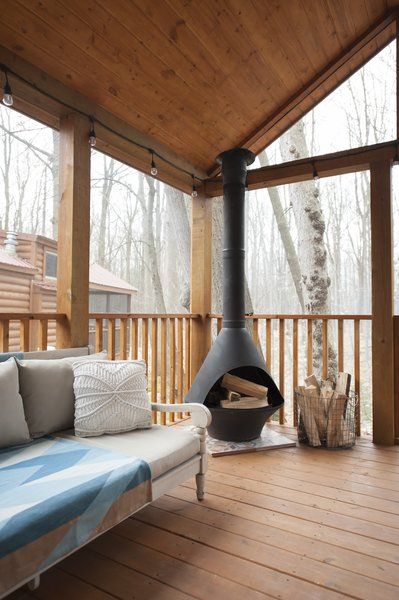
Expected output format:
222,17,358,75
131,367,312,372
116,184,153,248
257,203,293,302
89,313,200,319
208,313,372,320
0,312,66,320
0,312,374,321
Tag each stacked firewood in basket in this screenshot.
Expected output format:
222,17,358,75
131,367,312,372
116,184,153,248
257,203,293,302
220,374,268,409
295,372,352,447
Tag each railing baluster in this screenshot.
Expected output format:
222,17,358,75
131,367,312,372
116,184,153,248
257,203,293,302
130,318,138,359
142,318,149,370
266,318,272,370
307,320,313,375
322,318,328,379
292,318,299,426
39,319,48,351
0,320,9,352
184,318,191,394
177,318,184,420
217,317,222,334
107,319,116,360
252,318,259,347
119,318,128,359
279,318,285,424
169,318,176,422
95,318,103,352
160,318,167,425
151,318,158,424
338,319,344,371
20,319,30,352
354,319,361,436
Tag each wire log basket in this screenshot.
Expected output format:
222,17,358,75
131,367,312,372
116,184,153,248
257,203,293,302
295,391,357,449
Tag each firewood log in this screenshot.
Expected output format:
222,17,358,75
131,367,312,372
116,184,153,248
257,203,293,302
304,373,320,394
226,390,241,403
221,396,268,409
320,379,334,396
297,393,321,446
326,392,349,447
303,386,329,441
222,373,268,399
336,372,351,396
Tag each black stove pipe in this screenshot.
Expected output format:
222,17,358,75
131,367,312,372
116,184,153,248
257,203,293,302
216,148,255,329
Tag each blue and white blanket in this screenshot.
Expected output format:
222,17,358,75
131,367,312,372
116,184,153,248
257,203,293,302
0,436,151,596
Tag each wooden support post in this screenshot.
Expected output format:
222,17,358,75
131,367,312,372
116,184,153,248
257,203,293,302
56,112,90,349
370,160,394,445
190,189,212,383
0,320,9,352
394,316,399,445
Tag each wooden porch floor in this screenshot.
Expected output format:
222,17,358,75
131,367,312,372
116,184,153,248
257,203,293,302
9,426,399,600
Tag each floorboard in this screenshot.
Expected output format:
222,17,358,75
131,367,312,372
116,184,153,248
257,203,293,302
5,428,399,600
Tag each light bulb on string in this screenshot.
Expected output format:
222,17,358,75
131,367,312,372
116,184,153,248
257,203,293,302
312,162,319,181
150,151,158,176
88,116,96,147
191,175,198,198
2,69,13,107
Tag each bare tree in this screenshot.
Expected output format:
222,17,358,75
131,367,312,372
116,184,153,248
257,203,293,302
280,120,337,376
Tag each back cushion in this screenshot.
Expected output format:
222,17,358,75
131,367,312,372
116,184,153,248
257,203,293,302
0,358,31,448
17,351,107,438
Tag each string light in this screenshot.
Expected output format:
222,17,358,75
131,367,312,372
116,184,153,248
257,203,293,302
312,161,319,181
2,68,13,107
191,174,198,198
0,62,203,190
88,116,96,147
150,150,158,176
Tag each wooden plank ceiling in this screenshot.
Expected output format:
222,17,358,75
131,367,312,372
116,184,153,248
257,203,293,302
0,0,398,177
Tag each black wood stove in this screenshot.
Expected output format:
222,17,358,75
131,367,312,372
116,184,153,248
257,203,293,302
185,147,284,441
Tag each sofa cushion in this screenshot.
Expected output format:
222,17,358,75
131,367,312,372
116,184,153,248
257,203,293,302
73,360,151,437
17,351,107,438
0,358,30,448
59,425,200,479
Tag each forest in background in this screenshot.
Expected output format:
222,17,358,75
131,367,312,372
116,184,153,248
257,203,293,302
0,42,397,318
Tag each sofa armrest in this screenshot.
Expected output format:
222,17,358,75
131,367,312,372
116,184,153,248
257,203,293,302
151,402,211,429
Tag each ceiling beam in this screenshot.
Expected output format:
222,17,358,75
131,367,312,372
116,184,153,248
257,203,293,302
207,10,397,178
204,140,398,197
0,45,206,194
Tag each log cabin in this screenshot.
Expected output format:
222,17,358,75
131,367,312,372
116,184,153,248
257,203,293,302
0,2,399,599
0,230,137,350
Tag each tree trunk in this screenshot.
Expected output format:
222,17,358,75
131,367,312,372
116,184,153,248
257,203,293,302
280,121,337,377
143,175,166,313
164,185,191,310
258,151,305,311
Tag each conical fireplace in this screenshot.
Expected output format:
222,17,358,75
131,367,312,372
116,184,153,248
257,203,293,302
185,148,284,441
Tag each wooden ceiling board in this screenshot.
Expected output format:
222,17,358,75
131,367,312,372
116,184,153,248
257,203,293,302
11,0,223,165
0,0,397,177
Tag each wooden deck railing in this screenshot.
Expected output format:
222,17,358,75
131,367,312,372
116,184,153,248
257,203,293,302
0,311,373,431
210,314,372,434
89,313,198,424
0,312,66,353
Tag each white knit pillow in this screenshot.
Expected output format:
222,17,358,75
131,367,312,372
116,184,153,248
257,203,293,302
73,360,151,437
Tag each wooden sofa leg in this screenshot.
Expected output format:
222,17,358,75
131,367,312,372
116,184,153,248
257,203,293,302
196,473,205,501
27,575,40,591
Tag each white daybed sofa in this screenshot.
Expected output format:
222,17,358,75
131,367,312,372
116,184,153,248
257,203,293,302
0,347,211,598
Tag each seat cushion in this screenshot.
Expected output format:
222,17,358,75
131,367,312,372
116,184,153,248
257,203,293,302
59,425,200,479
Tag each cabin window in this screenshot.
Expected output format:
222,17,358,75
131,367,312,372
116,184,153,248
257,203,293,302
45,252,57,279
